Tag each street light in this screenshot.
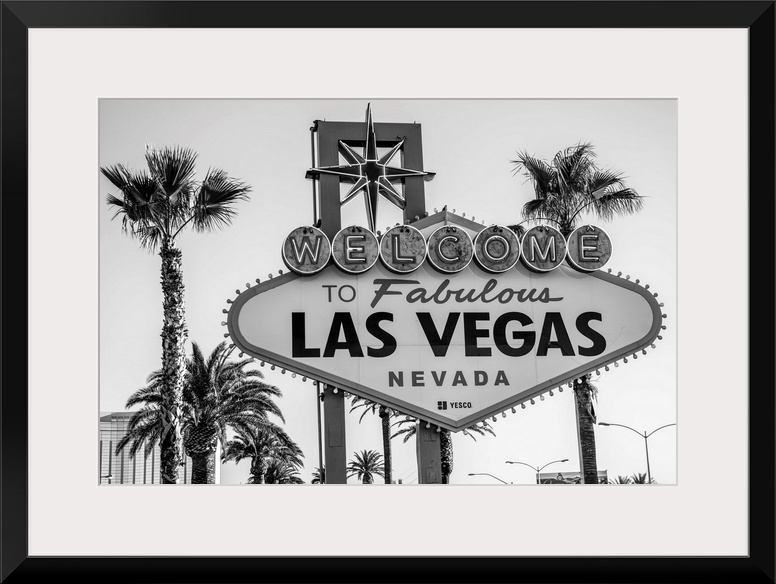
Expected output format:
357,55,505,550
467,473,511,484
505,458,569,484
597,422,676,484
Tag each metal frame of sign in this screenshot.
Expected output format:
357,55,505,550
308,118,429,233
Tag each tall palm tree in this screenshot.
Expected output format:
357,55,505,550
347,450,385,484
102,145,250,483
512,142,643,485
223,423,304,485
392,417,496,484
116,341,284,484
349,395,397,484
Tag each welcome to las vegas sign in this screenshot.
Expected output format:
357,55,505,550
226,211,665,431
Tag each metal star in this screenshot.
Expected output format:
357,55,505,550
307,104,435,232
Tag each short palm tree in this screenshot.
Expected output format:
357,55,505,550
116,341,284,484
264,459,305,484
608,475,633,484
102,146,250,483
311,466,325,485
512,142,643,484
630,472,656,484
347,450,385,484
223,423,304,485
349,396,397,484
392,417,496,484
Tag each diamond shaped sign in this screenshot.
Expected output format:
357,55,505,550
227,212,664,431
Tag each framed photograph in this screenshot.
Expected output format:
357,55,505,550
3,1,773,582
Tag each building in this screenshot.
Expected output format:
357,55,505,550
537,470,609,484
99,412,220,484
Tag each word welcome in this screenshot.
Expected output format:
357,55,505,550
283,223,613,276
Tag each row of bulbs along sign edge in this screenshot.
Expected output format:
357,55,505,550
225,106,666,432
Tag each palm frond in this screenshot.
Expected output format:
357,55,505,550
125,383,162,409
390,423,417,443
512,151,555,198
521,197,548,221
589,188,644,221
609,475,632,484
554,142,596,194
102,164,166,249
462,421,496,440
588,169,626,194
144,144,198,200
193,168,251,232
115,411,161,459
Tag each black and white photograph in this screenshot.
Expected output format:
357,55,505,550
98,99,677,488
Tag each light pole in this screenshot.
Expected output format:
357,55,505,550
598,422,676,484
467,473,511,484
505,458,569,484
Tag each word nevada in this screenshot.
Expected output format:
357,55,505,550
282,223,613,276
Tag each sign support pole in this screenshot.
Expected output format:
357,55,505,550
313,124,349,486
322,385,347,484
316,385,324,482
415,421,442,484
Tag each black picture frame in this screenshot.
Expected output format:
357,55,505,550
2,2,773,582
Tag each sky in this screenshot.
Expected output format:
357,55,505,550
99,98,677,486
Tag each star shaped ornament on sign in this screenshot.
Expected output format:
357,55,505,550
307,104,435,232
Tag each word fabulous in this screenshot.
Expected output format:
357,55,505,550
282,223,612,277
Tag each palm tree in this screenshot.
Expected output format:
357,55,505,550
349,396,397,484
102,145,250,483
630,472,656,484
512,142,643,235
116,341,284,484
347,450,385,484
608,475,633,484
311,466,325,485
392,417,496,484
264,459,305,484
512,142,643,485
223,423,304,485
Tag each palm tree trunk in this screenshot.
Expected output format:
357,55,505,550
573,377,599,484
250,458,266,484
439,429,453,484
190,451,216,484
379,406,392,484
158,238,187,483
